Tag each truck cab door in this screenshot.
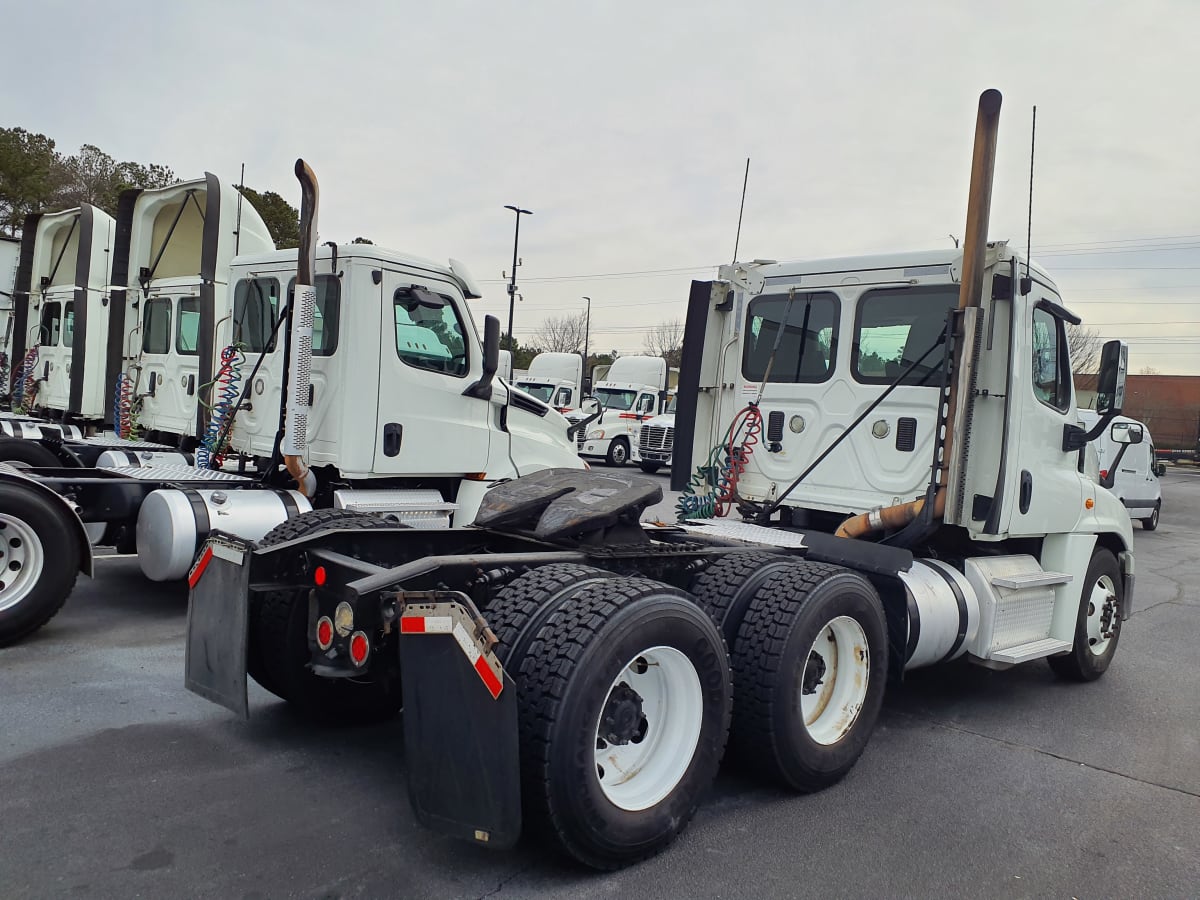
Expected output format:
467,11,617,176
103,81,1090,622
1006,300,1085,535
138,295,200,435
373,271,491,474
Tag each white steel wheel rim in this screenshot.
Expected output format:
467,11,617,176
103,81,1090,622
593,645,703,811
612,443,628,464
0,514,45,613
797,615,870,746
1085,574,1119,656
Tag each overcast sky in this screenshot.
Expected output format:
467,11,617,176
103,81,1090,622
8,0,1200,372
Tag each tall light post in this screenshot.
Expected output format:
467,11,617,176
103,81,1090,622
503,205,532,351
581,296,591,390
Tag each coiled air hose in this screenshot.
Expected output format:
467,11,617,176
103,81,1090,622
12,347,39,412
196,344,245,469
676,404,763,520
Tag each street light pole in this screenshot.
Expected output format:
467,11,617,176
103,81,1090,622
503,205,532,351
581,296,591,390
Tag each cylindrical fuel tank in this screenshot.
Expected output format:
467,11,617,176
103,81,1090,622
96,450,193,469
136,487,312,581
898,558,981,670
0,420,84,440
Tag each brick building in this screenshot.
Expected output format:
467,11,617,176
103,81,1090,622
1075,374,1200,450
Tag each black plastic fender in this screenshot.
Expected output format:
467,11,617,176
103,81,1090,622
0,467,93,577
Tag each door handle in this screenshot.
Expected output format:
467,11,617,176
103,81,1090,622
383,423,402,457
1019,470,1033,514
147,373,157,397
186,374,195,396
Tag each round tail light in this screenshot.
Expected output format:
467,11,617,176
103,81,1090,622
315,616,334,651
349,631,370,667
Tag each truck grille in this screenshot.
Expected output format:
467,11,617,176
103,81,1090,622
639,425,673,452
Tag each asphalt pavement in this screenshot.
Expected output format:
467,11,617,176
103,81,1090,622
1,471,1197,899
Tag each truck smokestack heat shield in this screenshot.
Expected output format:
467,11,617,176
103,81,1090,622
283,282,317,497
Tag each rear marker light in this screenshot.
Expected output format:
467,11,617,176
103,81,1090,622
349,631,370,667
315,616,334,650
314,565,327,586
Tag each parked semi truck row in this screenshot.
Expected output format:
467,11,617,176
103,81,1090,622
175,91,1135,871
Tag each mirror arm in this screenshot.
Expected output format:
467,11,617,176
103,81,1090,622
567,397,605,439
1063,409,1120,452
1100,442,1130,489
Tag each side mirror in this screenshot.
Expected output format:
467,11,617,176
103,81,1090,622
567,396,604,440
462,315,500,400
1110,422,1143,444
1095,340,1128,416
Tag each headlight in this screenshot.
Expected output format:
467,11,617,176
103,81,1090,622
588,429,605,440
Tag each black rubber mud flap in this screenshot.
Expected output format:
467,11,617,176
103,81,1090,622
184,536,253,719
399,598,521,850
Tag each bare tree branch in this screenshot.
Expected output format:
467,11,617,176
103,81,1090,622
533,312,587,353
1067,324,1102,375
642,318,684,368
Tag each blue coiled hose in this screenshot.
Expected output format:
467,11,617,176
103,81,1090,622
196,345,244,469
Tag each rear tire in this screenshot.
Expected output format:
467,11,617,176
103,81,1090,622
689,550,806,646
730,562,887,792
513,578,731,869
251,508,401,719
605,438,630,467
1048,548,1123,682
0,439,59,468
0,483,80,646
1142,502,1160,531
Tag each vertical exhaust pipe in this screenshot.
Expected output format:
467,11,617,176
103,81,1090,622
283,159,319,497
836,89,1002,538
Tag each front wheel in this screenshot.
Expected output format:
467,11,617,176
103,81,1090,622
514,578,731,869
1048,548,1123,682
730,562,888,792
605,437,630,467
0,483,81,646
638,462,662,474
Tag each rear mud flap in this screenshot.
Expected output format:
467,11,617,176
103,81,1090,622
185,538,253,718
399,600,521,849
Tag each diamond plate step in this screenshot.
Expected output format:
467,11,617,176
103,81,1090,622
988,637,1073,664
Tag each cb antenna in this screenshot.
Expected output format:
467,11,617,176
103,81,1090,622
1023,106,1036,294
732,157,750,263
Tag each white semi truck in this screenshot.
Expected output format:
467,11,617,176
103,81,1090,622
514,351,583,411
178,90,1136,872
575,354,669,465
634,393,676,473
0,160,586,646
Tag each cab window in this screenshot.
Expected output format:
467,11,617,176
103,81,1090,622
743,292,838,383
39,302,62,346
1032,305,1071,413
62,302,75,347
853,286,956,385
393,287,468,376
287,275,341,356
176,297,200,355
142,297,172,354
232,278,280,353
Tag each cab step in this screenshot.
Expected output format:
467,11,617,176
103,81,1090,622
988,637,1072,665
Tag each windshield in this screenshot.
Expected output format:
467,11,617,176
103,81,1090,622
595,387,636,411
518,382,555,402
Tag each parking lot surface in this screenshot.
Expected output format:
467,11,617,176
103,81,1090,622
2,471,1198,898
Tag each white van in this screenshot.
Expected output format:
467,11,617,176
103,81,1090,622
1080,410,1161,530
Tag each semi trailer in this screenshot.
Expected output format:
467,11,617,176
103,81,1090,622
181,90,1135,870
0,161,586,646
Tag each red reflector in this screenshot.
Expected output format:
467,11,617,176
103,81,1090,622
314,566,327,586
1099,470,1108,480
399,617,426,633
474,655,504,699
349,631,370,666
188,546,214,589
316,617,334,650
